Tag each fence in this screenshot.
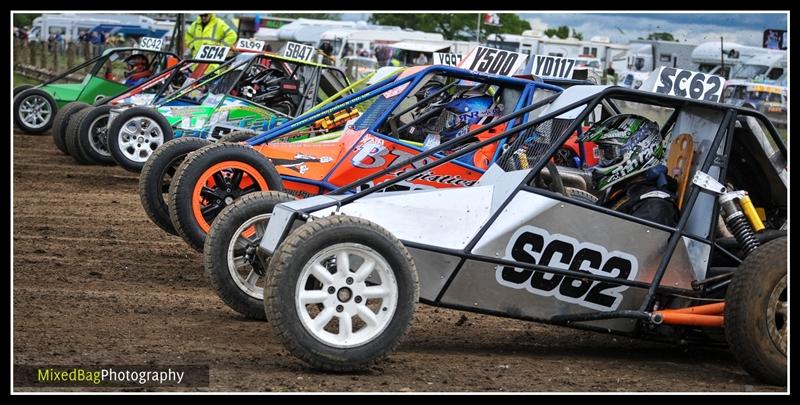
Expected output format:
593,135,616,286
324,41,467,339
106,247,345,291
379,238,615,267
13,38,107,82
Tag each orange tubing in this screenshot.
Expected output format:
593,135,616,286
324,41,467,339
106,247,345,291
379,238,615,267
657,312,724,328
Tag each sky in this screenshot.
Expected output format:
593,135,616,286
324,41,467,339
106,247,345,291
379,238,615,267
340,12,788,46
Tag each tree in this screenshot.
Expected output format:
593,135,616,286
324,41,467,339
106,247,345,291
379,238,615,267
369,13,531,41
646,32,677,42
544,25,583,40
13,13,40,28
269,13,341,20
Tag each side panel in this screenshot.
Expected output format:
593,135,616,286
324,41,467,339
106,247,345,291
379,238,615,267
439,190,697,333
76,76,127,104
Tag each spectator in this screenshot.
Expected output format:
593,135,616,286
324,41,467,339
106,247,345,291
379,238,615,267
413,52,428,66
47,33,55,52
318,41,334,65
56,32,65,53
184,13,237,58
604,64,617,85
19,26,29,46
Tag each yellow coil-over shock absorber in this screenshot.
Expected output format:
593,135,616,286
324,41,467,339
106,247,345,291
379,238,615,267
515,149,529,169
718,191,764,256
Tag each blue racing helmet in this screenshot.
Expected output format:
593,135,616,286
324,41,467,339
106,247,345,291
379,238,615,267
438,95,499,139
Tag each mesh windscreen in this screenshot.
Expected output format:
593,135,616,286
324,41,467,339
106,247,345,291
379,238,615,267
496,118,573,171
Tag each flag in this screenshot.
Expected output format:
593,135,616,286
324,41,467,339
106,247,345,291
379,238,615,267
484,13,501,26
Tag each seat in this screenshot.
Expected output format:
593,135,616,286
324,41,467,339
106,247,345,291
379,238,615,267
666,133,694,209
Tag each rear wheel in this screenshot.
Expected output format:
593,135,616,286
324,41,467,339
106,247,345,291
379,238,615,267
264,215,419,371
725,237,787,386
169,142,283,252
139,137,213,236
68,105,115,165
52,101,90,155
204,191,296,320
14,88,57,134
107,106,174,172
219,130,258,143
64,108,99,164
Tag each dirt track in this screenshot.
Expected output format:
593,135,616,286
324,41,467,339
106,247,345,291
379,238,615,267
12,131,786,393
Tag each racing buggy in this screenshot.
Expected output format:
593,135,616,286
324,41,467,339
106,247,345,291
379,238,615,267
252,81,787,385
193,65,604,322
164,63,583,256
13,45,179,134
55,54,216,165
106,47,361,172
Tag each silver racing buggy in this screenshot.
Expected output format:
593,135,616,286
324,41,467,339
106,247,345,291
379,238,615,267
256,84,787,384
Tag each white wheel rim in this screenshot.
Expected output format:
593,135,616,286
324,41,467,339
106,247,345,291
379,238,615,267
118,116,164,162
88,114,111,157
227,213,272,300
767,274,787,356
295,243,398,348
18,95,52,129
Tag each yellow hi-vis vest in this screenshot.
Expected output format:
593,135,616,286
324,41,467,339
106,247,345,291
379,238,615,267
185,16,237,56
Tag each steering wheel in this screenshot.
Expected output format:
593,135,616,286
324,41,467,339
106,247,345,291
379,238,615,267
532,160,567,196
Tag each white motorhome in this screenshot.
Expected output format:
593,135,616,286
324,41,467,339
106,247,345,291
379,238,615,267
618,40,698,88
691,41,786,79
729,52,787,85
387,39,476,66
319,27,445,65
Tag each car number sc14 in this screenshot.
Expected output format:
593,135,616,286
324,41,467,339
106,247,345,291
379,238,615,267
195,45,230,62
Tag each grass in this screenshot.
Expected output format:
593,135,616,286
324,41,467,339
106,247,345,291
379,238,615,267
14,73,40,87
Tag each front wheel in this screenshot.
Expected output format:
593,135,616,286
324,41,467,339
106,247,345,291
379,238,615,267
107,106,174,172
725,236,787,386
139,137,213,236
169,142,283,252
14,88,57,134
204,191,296,320
264,215,419,371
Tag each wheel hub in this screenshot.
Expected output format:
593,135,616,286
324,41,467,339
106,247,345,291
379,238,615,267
337,287,353,303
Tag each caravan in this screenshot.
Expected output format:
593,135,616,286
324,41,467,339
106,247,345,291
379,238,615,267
29,13,171,43
691,41,786,79
318,27,445,66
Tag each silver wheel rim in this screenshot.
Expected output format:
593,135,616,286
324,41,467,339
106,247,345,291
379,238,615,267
766,274,787,356
118,116,164,163
88,114,111,157
295,243,398,348
18,95,52,129
227,213,272,300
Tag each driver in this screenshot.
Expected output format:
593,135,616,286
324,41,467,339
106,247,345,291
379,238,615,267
123,54,153,87
579,114,679,227
411,84,502,149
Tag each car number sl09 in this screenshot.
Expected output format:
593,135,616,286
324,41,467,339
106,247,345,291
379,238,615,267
236,38,265,51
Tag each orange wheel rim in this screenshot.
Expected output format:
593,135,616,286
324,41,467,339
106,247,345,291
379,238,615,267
191,161,269,232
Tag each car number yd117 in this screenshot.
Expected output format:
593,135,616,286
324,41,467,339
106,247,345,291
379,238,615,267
651,67,724,102
530,55,577,79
